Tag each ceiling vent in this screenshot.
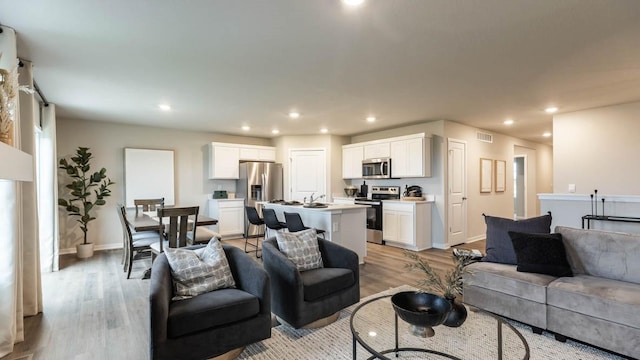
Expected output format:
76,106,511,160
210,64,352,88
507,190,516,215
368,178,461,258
476,131,493,143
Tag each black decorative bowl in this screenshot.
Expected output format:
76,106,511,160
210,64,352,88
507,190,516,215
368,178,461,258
391,291,452,337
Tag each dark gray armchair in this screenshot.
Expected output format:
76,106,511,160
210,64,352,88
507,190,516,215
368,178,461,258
262,237,360,328
150,245,271,360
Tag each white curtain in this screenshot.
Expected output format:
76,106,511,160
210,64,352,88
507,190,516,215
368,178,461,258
0,28,43,358
39,104,59,272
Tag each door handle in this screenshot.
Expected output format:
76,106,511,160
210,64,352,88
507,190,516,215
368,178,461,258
462,197,467,200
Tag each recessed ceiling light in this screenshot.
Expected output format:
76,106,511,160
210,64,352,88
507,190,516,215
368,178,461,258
503,119,514,125
545,107,558,114
272,129,280,134
242,126,250,131
366,116,376,123
543,132,552,137
343,0,365,7
320,128,328,133
288,111,300,119
158,104,171,111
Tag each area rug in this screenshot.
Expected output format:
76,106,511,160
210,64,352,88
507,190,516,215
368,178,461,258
238,285,625,360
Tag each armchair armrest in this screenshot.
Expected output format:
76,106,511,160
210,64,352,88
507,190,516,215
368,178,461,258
318,238,359,277
150,254,173,344
224,245,271,315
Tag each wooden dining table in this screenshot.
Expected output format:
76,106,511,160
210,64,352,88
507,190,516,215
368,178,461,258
125,208,218,232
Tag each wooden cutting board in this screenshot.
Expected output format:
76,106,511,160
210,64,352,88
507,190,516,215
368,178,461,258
402,196,426,201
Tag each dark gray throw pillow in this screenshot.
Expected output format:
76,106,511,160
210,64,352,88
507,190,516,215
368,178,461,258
508,231,573,277
483,213,552,264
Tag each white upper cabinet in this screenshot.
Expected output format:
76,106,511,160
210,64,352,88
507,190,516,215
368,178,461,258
363,142,390,159
391,136,431,178
342,145,363,179
209,143,276,179
209,143,240,179
239,146,276,162
342,133,431,179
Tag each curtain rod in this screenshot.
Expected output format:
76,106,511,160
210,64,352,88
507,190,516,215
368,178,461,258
17,60,49,107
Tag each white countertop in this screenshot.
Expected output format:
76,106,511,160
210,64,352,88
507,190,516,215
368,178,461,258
383,195,435,204
262,202,369,211
209,198,244,201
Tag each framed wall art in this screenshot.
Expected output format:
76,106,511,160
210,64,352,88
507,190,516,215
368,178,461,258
495,159,506,192
480,158,492,193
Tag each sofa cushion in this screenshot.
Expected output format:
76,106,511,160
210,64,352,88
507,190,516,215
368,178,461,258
165,238,236,300
300,267,354,302
276,228,324,271
483,213,552,264
555,226,640,285
167,288,259,338
547,275,640,329
464,261,556,303
508,231,573,277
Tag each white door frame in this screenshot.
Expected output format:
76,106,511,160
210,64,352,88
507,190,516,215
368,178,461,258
447,138,468,247
513,154,528,219
288,148,327,201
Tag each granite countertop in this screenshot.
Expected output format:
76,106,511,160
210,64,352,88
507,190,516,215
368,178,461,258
262,202,369,211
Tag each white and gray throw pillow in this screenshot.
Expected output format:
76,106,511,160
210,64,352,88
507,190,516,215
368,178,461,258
275,228,323,271
164,237,236,300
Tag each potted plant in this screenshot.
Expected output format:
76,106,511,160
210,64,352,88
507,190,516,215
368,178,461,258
403,250,476,327
58,147,115,258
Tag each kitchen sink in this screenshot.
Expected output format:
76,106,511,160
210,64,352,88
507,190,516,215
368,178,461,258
303,202,328,208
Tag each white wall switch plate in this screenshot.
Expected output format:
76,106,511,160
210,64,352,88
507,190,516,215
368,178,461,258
568,184,576,193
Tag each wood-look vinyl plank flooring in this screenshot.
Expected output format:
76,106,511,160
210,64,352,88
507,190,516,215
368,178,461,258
1,238,484,360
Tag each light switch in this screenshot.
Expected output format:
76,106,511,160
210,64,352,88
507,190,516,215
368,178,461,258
568,184,576,193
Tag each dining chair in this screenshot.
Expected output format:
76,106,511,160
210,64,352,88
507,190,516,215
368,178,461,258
150,206,199,258
245,206,265,257
134,197,165,214
262,208,287,238
117,204,161,279
283,212,326,239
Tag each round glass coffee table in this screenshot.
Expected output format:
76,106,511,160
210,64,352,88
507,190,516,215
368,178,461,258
350,294,530,360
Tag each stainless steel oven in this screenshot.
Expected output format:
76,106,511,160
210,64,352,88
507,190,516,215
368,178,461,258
354,186,400,244
362,158,392,179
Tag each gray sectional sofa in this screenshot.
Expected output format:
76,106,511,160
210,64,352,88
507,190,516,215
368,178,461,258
463,226,640,358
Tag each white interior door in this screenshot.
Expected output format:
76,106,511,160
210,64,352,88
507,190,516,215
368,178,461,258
448,139,467,246
289,149,326,202
514,155,527,219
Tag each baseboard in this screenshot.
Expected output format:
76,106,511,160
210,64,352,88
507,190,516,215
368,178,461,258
432,234,485,250
465,235,485,243
59,243,123,255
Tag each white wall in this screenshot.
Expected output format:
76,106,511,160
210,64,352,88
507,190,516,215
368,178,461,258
553,101,640,195
56,117,271,252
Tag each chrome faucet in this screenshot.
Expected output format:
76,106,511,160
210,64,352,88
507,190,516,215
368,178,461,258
309,194,325,203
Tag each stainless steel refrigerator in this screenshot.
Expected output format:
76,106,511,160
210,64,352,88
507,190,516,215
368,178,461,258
237,162,283,236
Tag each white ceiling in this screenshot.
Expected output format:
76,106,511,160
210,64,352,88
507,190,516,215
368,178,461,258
2,0,640,145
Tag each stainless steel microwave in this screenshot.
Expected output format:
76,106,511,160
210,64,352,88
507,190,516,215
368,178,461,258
362,158,391,179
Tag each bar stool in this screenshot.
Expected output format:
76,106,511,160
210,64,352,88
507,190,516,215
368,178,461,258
262,208,287,239
283,212,326,239
245,206,265,258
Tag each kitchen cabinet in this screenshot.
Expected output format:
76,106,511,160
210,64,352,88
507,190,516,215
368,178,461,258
209,143,240,179
239,145,276,162
342,145,363,179
382,201,432,250
364,142,390,159
391,136,431,177
208,199,245,238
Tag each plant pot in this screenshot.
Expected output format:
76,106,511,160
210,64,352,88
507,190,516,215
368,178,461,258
76,243,94,259
443,297,467,327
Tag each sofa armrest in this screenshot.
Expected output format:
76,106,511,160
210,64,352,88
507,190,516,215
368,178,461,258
150,254,173,345
318,238,359,278
224,245,271,315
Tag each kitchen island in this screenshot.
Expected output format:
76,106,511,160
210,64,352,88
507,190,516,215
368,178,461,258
261,202,369,264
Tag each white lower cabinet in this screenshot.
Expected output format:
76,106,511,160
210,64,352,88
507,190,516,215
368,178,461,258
208,199,245,238
383,201,432,250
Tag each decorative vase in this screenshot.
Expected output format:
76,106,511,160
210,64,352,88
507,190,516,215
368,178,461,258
76,243,94,259
0,121,14,146
443,297,467,327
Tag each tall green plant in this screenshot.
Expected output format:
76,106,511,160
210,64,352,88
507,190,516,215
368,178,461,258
58,147,115,245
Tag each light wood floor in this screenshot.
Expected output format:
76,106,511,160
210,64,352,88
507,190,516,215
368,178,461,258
1,238,484,360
